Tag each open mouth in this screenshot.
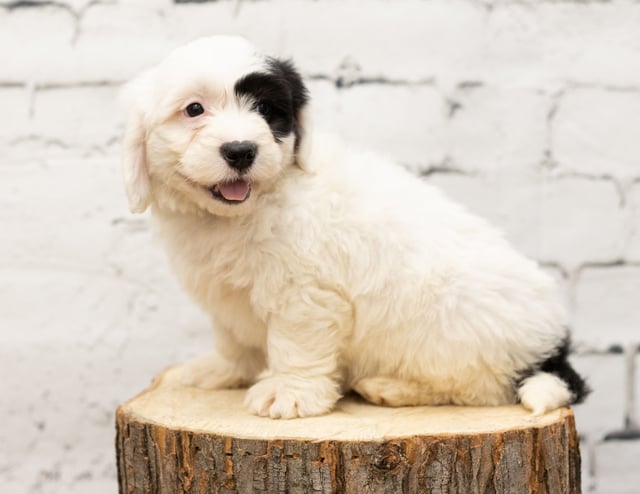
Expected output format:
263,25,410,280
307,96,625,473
209,179,251,204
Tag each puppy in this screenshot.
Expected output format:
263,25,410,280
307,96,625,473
121,35,588,419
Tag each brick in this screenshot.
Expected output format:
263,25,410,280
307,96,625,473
308,80,447,170
2,2,174,86
31,85,121,150
530,177,625,268
572,354,626,439
73,3,175,83
168,1,283,55
573,266,640,346
626,183,640,262
487,3,640,87
0,156,122,269
0,86,30,142
0,6,75,84
426,173,625,269
593,440,640,494
553,89,640,181
445,86,548,172
271,0,486,84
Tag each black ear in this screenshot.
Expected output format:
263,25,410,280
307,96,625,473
266,57,309,146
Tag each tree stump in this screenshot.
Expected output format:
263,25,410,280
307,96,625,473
116,366,582,493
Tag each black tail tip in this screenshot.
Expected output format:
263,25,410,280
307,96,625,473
517,336,591,405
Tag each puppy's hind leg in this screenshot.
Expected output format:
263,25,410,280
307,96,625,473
182,347,265,390
353,377,450,407
182,327,265,390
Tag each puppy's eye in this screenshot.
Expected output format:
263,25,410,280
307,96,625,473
256,101,272,118
185,102,204,117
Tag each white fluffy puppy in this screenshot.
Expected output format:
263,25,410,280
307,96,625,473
121,36,588,419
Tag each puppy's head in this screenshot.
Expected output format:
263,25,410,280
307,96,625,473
121,36,309,216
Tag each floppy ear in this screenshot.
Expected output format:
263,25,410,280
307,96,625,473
294,104,313,172
120,72,154,213
267,58,313,172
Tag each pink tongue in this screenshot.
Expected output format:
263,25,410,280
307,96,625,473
217,180,250,201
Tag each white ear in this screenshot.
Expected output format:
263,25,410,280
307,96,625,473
120,72,154,213
122,112,150,213
295,105,313,172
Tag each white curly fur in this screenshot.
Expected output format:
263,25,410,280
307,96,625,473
122,36,573,419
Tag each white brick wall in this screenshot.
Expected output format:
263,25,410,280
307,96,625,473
574,267,640,346
32,86,121,149
628,184,640,261
554,89,640,182
307,80,448,169
446,86,549,173
1,1,639,492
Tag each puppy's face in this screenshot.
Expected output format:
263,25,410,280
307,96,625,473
122,36,309,216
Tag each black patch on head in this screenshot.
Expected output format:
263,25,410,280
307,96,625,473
515,336,591,405
234,57,308,146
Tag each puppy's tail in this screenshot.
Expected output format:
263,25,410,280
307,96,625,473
516,338,590,415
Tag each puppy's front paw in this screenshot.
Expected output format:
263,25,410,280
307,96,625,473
244,374,340,419
181,353,247,390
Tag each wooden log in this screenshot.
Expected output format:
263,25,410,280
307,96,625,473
116,366,582,494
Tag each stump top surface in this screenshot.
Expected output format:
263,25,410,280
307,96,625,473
120,366,573,442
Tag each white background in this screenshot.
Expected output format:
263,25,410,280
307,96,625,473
1,0,639,492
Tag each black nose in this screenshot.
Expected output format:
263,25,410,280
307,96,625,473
220,141,257,172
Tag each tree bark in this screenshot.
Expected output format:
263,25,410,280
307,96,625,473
116,366,581,493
